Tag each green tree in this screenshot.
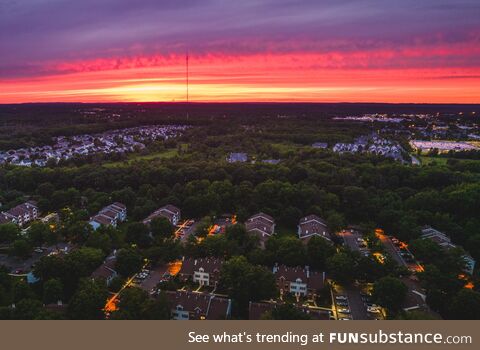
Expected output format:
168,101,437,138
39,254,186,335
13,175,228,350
111,287,149,319
265,236,306,267
28,221,52,246
372,276,408,313
85,230,112,253
68,278,108,320
115,248,143,277
13,299,52,320
10,239,32,258
150,217,175,240
261,303,311,320
125,222,151,248
219,256,277,317
306,236,335,271
0,223,20,243
43,278,64,304
326,252,356,284
450,289,480,320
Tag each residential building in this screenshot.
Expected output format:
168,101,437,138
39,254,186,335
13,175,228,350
312,142,328,149
166,290,231,320
421,226,476,275
245,212,275,249
0,201,39,226
143,204,181,226
179,257,224,287
89,202,127,230
0,125,189,167
91,252,118,285
297,215,331,242
273,264,325,298
248,301,331,320
226,152,247,163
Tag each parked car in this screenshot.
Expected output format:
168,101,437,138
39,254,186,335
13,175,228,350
367,306,381,313
338,308,351,314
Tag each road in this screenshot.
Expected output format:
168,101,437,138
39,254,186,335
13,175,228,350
104,260,149,314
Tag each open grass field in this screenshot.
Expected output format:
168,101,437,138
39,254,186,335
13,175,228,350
103,148,179,168
419,156,480,166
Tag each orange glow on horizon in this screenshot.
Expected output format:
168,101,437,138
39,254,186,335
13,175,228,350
1,53,480,104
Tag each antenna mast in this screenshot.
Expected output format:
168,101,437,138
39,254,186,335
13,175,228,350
186,51,189,119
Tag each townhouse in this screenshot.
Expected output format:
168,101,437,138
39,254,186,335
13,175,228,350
89,202,127,230
226,152,247,163
143,204,181,226
245,212,275,249
272,264,325,299
179,257,224,287
0,201,39,226
421,226,476,275
91,252,118,285
248,301,331,320
166,290,231,320
297,214,331,243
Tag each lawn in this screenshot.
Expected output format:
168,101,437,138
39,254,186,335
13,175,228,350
103,148,179,168
418,156,449,166
418,156,480,166
275,225,297,237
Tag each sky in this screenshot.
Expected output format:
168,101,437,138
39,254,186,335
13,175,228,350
0,0,479,103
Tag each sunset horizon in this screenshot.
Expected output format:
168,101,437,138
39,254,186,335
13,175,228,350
1,1,479,104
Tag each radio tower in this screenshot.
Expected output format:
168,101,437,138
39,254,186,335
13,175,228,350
186,51,189,120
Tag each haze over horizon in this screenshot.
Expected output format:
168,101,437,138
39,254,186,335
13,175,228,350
1,0,479,104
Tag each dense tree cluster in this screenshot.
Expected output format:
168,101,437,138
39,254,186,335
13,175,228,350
0,112,479,319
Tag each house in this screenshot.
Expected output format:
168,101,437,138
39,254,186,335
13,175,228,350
226,152,247,163
272,264,325,298
89,202,127,230
0,201,39,226
245,212,275,249
297,215,331,242
312,142,328,149
248,301,331,320
143,204,181,226
91,252,118,285
166,290,231,320
262,159,281,165
421,226,476,275
178,257,223,287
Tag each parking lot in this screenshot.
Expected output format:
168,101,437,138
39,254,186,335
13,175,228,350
376,230,422,272
133,265,169,292
175,219,197,242
332,285,362,320
0,242,72,274
332,284,384,320
338,229,370,257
